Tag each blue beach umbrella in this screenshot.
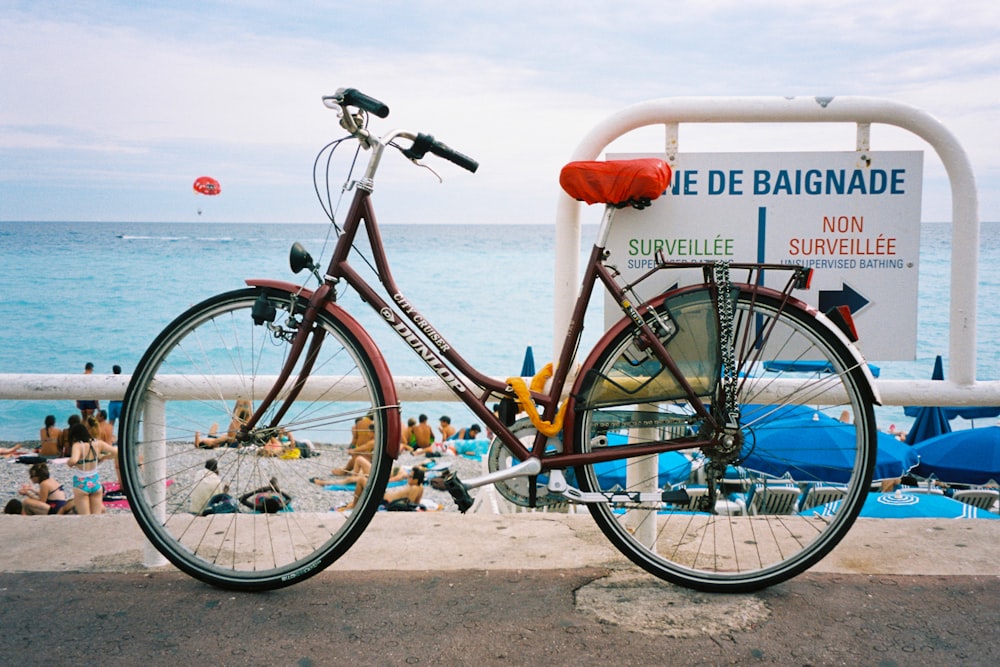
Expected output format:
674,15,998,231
596,432,692,488
802,491,1000,519
913,426,1000,485
593,455,692,489
904,355,952,444
903,355,1000,437
520,345,536,378
740,409,918,484
905,407,952,445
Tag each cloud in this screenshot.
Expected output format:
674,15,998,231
1,1,998,222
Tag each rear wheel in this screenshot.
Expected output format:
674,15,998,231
571,286,876,592
118,288,396,591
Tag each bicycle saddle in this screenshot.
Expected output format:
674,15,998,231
559,158,671,209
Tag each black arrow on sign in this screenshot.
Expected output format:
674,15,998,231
818,282,870,314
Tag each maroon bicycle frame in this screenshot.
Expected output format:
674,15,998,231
256,183,725,472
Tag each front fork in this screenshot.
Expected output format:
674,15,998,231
240,286,329,436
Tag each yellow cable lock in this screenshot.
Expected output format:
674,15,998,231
505,363,567,437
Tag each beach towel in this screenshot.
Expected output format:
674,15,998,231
102,481,130,509
323,479,407,492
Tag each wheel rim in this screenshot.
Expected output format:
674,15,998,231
118,289,393,589
573,288,876,591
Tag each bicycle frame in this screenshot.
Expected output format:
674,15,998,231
250,186,767,479
236,103,837,494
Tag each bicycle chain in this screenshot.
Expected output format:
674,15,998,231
713,261,740,429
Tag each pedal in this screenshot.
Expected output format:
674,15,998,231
441,471,473,513
661,489,691,504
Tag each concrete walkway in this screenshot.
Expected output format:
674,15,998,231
3,514,999,665
4,512,999,576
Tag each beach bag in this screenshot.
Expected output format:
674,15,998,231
203,493,239,515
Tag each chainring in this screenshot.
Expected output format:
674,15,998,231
487,419,566,508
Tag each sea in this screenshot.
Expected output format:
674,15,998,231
1,220,999,441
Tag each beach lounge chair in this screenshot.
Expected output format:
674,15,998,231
798,485,847,512
744,483,801,515
665,486,745,515
671,486,710,512
953,488,999,512
905,486,945,495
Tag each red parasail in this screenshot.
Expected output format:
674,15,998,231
193,176,221,196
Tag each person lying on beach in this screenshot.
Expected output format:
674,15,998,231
257,428,297,457
195,399,253,448
1,444,24,458
310,460,407,487
338,466,425,511
239,477,292,513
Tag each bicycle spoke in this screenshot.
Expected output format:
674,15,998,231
572,286,875,592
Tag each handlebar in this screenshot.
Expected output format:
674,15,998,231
337,87,390,119
402,133,479,173
322,88,479,174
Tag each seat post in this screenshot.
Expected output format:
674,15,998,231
595,205,619,248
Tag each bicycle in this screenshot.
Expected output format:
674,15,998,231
118,88,879,593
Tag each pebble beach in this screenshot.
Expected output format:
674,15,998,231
2,439,490,515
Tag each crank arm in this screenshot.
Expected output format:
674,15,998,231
457,457,543,490
555,487,681,505
547,469,688,506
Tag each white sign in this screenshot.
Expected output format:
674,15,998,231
605,151,923,360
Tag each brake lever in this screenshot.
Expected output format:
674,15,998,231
411,159,443,183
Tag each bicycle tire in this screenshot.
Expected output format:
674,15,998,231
571,285,877,593
118,287,396,591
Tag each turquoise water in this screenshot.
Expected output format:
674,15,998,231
1,220,998,439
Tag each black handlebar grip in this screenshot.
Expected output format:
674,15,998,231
340,88,390,118
430,140,479,173
402,133,479,173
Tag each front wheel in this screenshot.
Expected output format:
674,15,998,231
118,288,397,591
571,286,877,592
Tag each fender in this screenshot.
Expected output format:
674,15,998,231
246,278,401,458
565,282,881,444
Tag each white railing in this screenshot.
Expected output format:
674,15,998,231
5,370,1000,409
3,99,997,419
552,95,999,406
0,373,460,403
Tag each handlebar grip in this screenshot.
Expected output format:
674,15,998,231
431,140,479,173
404,133,478,173
340,88,390,119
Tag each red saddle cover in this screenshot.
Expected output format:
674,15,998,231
559,158,672,206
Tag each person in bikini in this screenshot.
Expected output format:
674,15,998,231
66,422,117,515
38,415,62,457
195,398,253,448
18,462,70,515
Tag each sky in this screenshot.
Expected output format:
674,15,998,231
1,1,998,225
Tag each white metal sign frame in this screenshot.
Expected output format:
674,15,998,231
553,96,996,406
